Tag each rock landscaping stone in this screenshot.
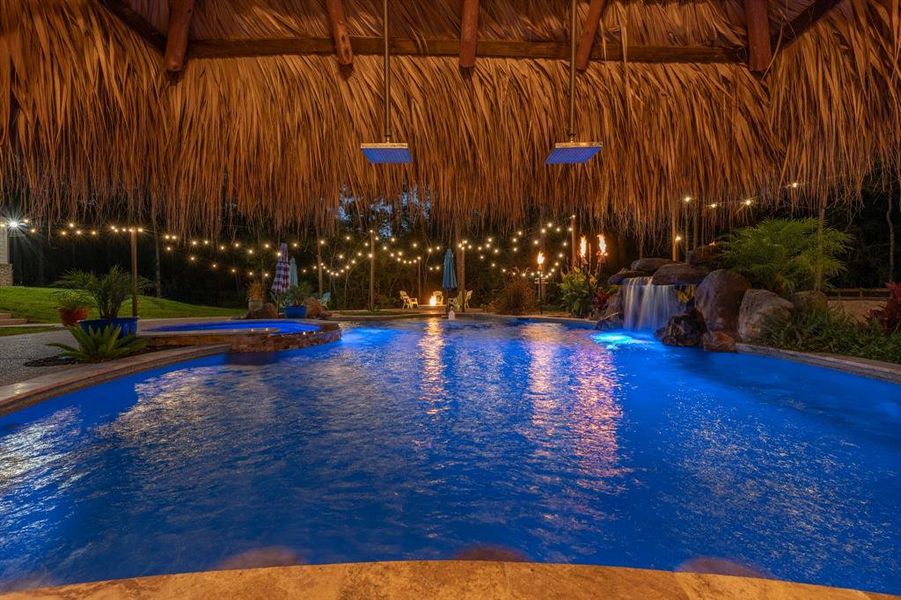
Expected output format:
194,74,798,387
630,257,674,273
687,244,720,266
246,303,278,319
738,289,794,342
702,331,737,352
607,269,648,285
695,269,750,333
651,262,710,286
660,309,706,347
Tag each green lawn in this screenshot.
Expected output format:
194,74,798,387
0,286,242,323
0,325,60,336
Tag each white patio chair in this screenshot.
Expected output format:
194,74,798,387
400,291,418,309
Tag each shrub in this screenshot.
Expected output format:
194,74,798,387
760,305,901,364
48,325,148,363
53,289,91,311
592,286,613,319
719,219,850,296
56,266,148,319
491,275,538,315
559,268,596,318
867,283,901,334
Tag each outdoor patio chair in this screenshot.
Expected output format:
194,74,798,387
400,291,418,309
320,292,331,308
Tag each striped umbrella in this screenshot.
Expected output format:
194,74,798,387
271,242,290,295
442,249,457,292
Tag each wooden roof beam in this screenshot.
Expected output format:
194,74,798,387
459,0,480,68
95,0,166,55
165,0,195,72
189,36,744,64
325,0,353,66
772,0,843,51
744,0,771,73
575,0,610,71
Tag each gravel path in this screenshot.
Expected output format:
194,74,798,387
0,328,78,386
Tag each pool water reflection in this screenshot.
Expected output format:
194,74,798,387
0,318,898,592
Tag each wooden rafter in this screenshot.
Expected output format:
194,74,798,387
95,0,166,54
744,0,771,72
165,0,195,72
459,0,480,68
189,36,743,64
325,0,353,66
772,0,843,50
575,0,610,71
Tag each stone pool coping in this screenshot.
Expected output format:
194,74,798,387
1,561,893,599
144,319,341,352
0,344,230,417
736,343,901,384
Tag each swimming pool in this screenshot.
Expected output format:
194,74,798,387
1,319,898,592
149,320,320,334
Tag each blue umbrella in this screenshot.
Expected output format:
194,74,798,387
288,257,298,288
442,249,457,292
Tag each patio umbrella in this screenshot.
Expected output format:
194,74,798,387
288,257,298,287
442,249,457,293
271,242,290,295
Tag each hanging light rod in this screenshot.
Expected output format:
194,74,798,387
546,0,601,165
361,0,412,164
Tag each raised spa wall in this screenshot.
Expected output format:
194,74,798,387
144,321,342,353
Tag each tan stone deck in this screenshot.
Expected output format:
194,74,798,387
1,562,895,600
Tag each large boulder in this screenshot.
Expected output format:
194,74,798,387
603,289,623,318
651,262,710,286
702,331,737,353
246,303,278,319
608,269,648,285
791,290,828,312
631,257,674,273
660,309,706,347
738,290,794,342
695,269,751,333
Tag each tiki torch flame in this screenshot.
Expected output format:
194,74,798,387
597,234,608,256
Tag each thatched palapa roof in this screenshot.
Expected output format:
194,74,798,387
1,0,899,236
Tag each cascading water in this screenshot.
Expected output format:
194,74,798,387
621,276,683,331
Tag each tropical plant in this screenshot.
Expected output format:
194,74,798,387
246,280,264,302
719,219,851,297
559,267,596,318
760,305,901,364
867,282,901,334
591,286,613,320
56,266,148,319
48,325,148,363
490,274,537,315
53,289,91,311
284,282,313,307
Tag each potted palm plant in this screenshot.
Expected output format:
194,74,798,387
56,266,146,337
281,283,312,319
54,289,91,326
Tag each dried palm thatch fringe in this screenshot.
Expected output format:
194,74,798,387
0,0,899,238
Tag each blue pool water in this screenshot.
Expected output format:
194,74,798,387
1,319,899,592
150,320,319,334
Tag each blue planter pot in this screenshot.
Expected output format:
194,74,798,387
79,317,139,338
283,306,308,319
